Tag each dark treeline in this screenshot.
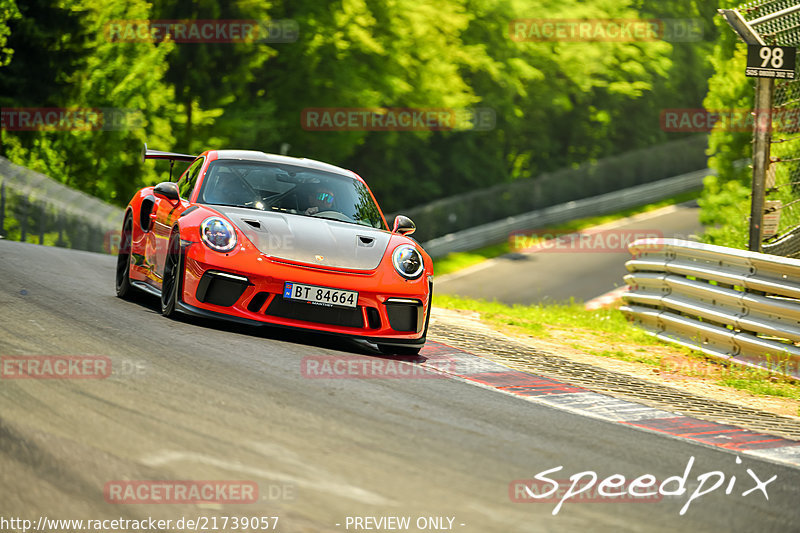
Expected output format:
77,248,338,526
0,0,716,213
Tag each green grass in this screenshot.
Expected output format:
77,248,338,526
433,294,800,403
433,190,701,277
433,294,662,348
720,376,798,399
433,242,510,277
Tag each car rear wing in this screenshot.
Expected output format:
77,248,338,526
141,143,197,180
141,143,196,163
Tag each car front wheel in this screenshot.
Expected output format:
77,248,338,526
161,231,182,317
115,214,135,300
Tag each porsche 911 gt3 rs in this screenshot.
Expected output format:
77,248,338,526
115,145,432,355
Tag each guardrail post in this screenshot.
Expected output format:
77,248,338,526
89,225,100,253
19,195,28,242
56,214,65,247
38,202,46,244
749,78,774,252
0,180,5,238
82,222,90,251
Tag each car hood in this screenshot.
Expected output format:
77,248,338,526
214,206,391,271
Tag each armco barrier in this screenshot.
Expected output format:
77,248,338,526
396,135,709,243
0,156,124,253
622,238,800,379
422,169,711,258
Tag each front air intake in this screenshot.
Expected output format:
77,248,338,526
196,271,251,307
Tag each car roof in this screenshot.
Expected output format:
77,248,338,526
211,150,359,180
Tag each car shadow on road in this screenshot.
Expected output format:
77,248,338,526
130,292,429,365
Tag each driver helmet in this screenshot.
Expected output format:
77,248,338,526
308,186,335,210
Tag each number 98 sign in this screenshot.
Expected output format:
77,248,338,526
747,45,797,79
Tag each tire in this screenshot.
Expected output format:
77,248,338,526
161,231,182,317
377,344,422,356
115,214,135,300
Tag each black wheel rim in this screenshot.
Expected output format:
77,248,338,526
162,236,180,310
115,218,132,290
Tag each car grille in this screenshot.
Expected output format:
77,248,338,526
265,296,364,328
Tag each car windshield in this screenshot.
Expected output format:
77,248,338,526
197,160,386,229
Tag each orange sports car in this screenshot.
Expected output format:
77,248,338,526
116,145,432,355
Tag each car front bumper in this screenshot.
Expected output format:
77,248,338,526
178,241,432,345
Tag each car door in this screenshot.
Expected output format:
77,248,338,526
153,157,204,279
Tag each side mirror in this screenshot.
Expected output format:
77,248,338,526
392,215,416,236
154,181,180,202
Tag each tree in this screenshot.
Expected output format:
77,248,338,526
0,0,20,67
1,0,177,205
150,0,276,153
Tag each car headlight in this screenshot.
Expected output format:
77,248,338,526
200,217,237,252
392,245,424,279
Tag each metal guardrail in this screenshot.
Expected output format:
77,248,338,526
397,135,709,243
622,238,800,379
421,168,712,258
0,156,124,253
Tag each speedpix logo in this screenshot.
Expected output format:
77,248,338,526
512,456,776,515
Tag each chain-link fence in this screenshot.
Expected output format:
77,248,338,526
0,156,124,253
735,1,800,256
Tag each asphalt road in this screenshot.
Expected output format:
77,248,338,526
436,203,703,305
1,239,799,532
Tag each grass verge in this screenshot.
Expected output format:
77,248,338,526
433,294,800,412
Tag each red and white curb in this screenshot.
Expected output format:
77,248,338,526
419,341,800,468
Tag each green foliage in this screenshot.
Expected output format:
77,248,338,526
697,173,750,248
697,3,800,250
1,0,177,205
2,0,717,214
0,0,19,67
696,0,757,249
150,0,277,153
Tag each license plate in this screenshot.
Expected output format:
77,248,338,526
283,282,358,308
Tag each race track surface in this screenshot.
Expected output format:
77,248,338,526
437,203,703,304
1,240,798,532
